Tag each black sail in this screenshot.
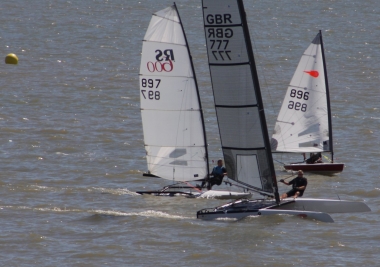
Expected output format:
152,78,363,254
202,0,279,200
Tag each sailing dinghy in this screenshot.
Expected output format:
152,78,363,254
136,4,251,199
196,0,370,222
271,31,344,174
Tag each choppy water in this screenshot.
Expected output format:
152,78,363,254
0,0,379,266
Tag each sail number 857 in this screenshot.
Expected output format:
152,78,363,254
288,89,308,112
141,78,161,100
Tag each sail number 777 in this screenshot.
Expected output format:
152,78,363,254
207,28,233,61
141,78,161,100
288,89,308,112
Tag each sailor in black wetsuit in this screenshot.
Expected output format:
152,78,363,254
304,152,322,164
279,170,308,200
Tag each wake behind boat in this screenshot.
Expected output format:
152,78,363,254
197,0,370,222
136,4,253,199
271,31,344,174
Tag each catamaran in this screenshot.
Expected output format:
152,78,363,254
196,0,370,222
271,31,344,174
136,4,252,199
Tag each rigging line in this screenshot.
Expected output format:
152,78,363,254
273,158,286,165
223,177,234,193
152,14,181,24
183,181,202,193
277,174,296,181
143,40,187,46
224,179,270,196
322,154,331,161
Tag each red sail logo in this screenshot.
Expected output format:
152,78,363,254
147,49,175,72
304,70,319,78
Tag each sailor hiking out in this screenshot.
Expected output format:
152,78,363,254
200,159,227,190
279,170,308,199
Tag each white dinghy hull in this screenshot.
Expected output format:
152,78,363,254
196,190,252,199
136,185,252,199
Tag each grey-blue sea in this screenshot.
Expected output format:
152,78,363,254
1,0,379,266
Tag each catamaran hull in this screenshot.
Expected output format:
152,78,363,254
284,162,344,174
197,208,334,222
278,198,370,213
197,198,370,222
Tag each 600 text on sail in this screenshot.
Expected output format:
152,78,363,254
146,60,173,72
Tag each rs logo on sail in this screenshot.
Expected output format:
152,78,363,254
155,49,175,61
147,49,174,72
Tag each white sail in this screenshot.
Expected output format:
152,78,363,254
139,6,208,181
271,33,332,153
202,0,278,197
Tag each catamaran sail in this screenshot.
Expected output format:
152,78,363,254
137,4,252,199
202,0,279,200
197,1,369,222
271,31,344,173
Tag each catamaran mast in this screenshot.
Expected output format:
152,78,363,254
319,30,334,163
237,0,279,203
173,3,210,176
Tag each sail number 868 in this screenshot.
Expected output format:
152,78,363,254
288,89,308,112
